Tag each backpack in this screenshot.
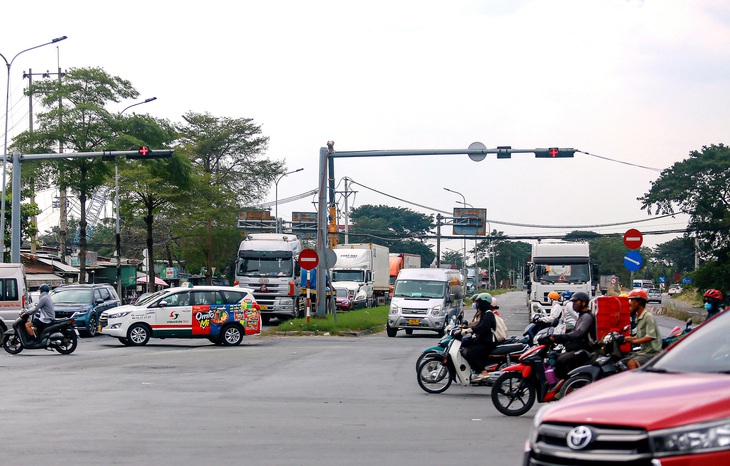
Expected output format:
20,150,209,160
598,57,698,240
491,311,508,342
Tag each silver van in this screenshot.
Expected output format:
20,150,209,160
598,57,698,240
387,268,463,337
0,263,30,333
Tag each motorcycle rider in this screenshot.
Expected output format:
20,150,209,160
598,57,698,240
547,291,595,381
621,289,662,369
24,284,55,340
462,292,498,382
560,290,578,332
538,291,563,326
703,289,725,321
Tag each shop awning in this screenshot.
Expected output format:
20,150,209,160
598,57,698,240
26,273,65,288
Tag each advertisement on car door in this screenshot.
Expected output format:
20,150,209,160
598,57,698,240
192,302,261,336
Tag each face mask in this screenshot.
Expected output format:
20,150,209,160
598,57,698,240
705,302,713,311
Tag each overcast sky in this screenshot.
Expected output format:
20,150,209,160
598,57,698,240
2,0,728,257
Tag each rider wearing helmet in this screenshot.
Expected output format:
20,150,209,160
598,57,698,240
549,291,595,382
462,292,498,382
703,289,724,321
559,291,578,331
538,291,563,325
24,284,55,340
621,289,662,369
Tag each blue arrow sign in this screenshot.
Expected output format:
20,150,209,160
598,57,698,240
659,276,666,283
624,250,643,272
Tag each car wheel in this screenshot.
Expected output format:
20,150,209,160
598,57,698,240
491,372,536,416
127,323,151,346
416,358,452,394
221,324,243,346
55,328,78,354
386,323,398,337
85,313,99,337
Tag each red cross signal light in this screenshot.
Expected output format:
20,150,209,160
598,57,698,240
127,146,174,160
534,147,576,158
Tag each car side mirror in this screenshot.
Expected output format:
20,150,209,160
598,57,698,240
158,300,169,307
95,298,104,304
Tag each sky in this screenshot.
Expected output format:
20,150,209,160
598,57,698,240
2,0,729,260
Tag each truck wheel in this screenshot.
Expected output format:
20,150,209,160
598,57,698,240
386,324,398,337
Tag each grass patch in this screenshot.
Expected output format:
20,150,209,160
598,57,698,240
265,289,512,336
264,306,390,336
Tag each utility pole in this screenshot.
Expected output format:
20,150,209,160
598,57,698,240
24,67,65,255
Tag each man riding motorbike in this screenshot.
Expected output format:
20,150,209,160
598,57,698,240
24,284,55,340
546,291,595,382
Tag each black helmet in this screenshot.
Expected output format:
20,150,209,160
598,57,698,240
39,284,50,293
570,291,590,303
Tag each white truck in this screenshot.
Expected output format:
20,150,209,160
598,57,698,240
332,243,390,308
525,242,594,319
235,233,302,324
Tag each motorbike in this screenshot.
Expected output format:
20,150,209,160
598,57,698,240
416,326,527,393
557,326,631,399
490,330,564,416
2,311,78,355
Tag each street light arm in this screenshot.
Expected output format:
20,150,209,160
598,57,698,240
120,97,157,115
9,36,68,66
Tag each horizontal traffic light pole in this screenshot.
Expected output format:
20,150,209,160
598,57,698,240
6,147,173,263
11,147,174,161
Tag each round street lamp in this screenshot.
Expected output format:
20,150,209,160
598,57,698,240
275,168,303,233
0,35,67,262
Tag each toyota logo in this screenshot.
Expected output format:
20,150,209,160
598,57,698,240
566,425,593,450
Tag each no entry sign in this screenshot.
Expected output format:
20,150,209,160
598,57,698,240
298,249,319,270
623,229,643,249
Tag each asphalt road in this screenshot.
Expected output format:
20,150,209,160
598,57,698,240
0,291,689,466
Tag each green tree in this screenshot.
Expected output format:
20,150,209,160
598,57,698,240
175,111,282,284
653,237,695,280
347,205,436,266
639,143,730,292
15,67,137,282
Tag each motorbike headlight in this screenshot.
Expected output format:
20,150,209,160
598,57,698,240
389,304,400,315
107,311,131,319
431,305,443,316
650,418,730,457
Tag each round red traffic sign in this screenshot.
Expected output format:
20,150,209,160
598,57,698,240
623,229,643,249
298,249,319,270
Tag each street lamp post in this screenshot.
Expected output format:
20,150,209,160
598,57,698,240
116,97,157,300
0,35,67,263
275,168,303,233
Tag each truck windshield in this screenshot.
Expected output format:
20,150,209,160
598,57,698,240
238,258,293,277
331,270,364,282
534,263,590,284
393,280,446,299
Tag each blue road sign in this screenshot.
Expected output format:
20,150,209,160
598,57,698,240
659,276,666,283
682,277,693,284
624,250,643,272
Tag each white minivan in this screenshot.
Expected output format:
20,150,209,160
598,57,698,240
387,268,464,337
0,264,29,333
99,285,261,346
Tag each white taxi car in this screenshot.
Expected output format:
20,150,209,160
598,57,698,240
99,285,260,346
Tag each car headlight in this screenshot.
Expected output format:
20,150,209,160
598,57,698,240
650,418,730,456
71,309,91,317
389,304,400,315
431,305,443,316
107,311,132,319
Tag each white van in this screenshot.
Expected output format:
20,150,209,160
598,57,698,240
0,263,29,333
632,279,655,291
387,268,463,337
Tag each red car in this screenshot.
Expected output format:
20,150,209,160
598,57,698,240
524,310,730,465
335,287,353,312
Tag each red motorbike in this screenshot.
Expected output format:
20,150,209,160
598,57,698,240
490,340,563,416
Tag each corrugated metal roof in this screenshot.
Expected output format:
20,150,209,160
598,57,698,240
36,258,79,274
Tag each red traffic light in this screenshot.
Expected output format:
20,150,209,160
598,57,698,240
534,147,575,158
126,147,174,160
138,146,150,156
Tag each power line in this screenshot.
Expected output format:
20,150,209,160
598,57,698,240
577,150,664,172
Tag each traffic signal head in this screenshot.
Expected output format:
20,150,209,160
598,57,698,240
534,147,575,158
126,146,174,160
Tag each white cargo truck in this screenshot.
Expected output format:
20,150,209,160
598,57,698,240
525,242,594,319
332,243,389,308
235,233,302,324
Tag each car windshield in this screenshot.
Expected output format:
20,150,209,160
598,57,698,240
50,288,93,304
393,280,446,299
534,263,590,284
134,290,168,306
335,288,349,298
646,311,730,374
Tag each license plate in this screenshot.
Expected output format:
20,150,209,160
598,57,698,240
259,305,268,310
98,325,102,332
407,319,420,326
